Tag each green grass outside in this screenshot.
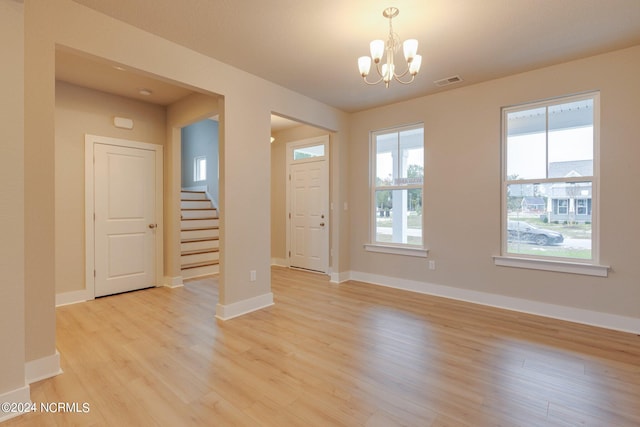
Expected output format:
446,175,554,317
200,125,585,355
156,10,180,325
376,234,422,245
376,214,422,229
507,243,591,259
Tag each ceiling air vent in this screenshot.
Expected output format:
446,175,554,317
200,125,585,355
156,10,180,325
434,75,463,87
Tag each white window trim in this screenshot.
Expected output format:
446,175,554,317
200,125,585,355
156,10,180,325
370,123,425,253
498,91,603,275
364,243,429,258
494,256,609,277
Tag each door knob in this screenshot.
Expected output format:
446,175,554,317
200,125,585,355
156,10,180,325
148,224,157,229
320,222,325,227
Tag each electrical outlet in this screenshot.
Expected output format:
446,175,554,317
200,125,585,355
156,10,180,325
428,260,436,270
250,270,256,281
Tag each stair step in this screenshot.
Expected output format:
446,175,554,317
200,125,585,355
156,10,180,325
181,225,219,232
181,228,219,240
181,218,219,228
181,248,220,256
181,251,219,265
181,209,218,219
181,236,219,243
181,200,212,209
180,191,208,201
182,260,219,270
181,239,219,252
182,262,219,279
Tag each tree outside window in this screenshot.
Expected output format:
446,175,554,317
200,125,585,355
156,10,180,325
372,124,424,247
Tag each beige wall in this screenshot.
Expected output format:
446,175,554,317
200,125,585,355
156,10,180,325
349,45,640,319
24,0,56,363
0,0,26,395
54,81,167,295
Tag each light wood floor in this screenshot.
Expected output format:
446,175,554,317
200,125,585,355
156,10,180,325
6,267,640,426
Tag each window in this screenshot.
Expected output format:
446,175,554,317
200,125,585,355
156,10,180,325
194,156,206,182
501,92,599,264
370,124,424,249
576,199,592,216
293,144,324,160
553,199,569,215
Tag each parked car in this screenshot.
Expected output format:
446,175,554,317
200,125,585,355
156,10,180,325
507,221,564,246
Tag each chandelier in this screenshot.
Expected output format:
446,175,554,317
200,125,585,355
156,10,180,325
358,7,422,88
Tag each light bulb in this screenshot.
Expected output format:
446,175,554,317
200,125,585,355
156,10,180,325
403,39,418,61
370,40,384,62
381,63,395,82
358,56,372,77
409,55,422,75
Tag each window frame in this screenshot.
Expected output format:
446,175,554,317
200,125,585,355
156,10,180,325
496,91,609,276
553,198,569,216
365,123,427,257
194,155,206,182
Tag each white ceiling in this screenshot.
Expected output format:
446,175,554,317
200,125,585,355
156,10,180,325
64,0,640,113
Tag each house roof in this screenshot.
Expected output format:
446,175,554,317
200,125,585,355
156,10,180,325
548,160,593,178
522,197,546,205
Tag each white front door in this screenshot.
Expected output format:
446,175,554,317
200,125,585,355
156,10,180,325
287,136,329,273
93,143,157,297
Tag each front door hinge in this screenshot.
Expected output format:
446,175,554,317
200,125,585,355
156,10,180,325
289,251,291,258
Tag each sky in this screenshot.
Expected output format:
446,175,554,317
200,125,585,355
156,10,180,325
507,126,593,179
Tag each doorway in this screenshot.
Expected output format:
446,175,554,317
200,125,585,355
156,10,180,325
286,135,329,273
85,135,163,298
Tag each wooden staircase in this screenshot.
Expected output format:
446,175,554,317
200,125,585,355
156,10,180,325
180,190,219,278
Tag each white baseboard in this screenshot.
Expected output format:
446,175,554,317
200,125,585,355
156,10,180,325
348,271,640,335
25,351,63,384
215,292,274,321
164,275,184,288
329,270,351,284
205,190,218,210
55,289,89,307
0,385,31,422
270,258,288,267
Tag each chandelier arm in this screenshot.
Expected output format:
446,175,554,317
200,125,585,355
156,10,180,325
371,61,385,79
393,67,411,79
392,74,417,85
362,75,385,85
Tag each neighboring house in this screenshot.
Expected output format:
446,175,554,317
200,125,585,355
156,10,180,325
548,160,593,223
521,196,546,213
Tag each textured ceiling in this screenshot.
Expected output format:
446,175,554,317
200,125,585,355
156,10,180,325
68,0,640,112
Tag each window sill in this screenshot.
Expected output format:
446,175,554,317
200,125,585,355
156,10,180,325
364,244,428,258
493,255,609,277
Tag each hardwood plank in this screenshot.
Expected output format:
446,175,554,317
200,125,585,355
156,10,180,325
4,267,640,426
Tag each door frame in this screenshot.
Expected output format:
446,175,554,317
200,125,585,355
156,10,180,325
85,134,164,299
285,135,330,274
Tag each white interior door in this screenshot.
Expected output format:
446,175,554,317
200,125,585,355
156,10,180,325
94,143,157,297
287,136,329,273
